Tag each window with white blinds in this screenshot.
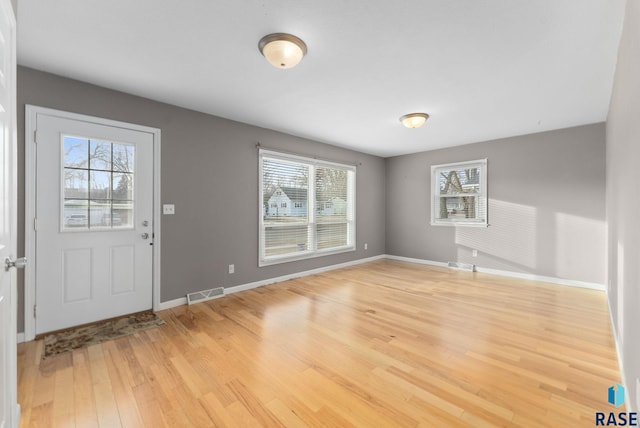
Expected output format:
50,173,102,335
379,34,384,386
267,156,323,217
259,149,356,266
431,159,487,227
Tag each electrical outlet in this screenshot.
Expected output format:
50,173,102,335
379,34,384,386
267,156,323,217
472,249,478,257
364,243,368,250
163,204,175,215
228,264,235,274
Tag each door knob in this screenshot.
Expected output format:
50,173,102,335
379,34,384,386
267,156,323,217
141,233,149,240
5,257,27,272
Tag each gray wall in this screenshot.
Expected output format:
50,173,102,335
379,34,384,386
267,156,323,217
607,0,640,411
386,124,606,284
17,66,386,331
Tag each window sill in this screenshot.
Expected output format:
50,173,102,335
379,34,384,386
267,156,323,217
430,221,488,228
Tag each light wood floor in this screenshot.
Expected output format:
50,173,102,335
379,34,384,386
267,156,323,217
17,260,621,427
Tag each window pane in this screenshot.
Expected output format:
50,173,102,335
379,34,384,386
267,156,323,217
63,136,88,168
113,143,135,172
113,173,134,200
89,200,112,228
90,171,111,199
315,166,348,223
438,167,480,194
438,195,477,219
264,225,310,257
263,158,309,223
113,202,133,228
317,223,348,250
64,168,88,199
63,200,89,229
89,140,112,170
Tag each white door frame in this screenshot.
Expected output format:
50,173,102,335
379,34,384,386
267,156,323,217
24,105,162,342
1,0,19,425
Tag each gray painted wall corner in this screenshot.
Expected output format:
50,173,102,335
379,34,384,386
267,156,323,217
385,123,606,285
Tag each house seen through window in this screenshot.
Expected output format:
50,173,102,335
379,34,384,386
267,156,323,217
431,159,487,227
259,149,356,265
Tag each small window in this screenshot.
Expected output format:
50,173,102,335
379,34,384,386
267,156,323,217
431,159,487,227
281,202,287,208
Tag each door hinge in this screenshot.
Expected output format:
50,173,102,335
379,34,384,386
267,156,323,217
33,218,38,231
33,305,37,318
34,130,39,143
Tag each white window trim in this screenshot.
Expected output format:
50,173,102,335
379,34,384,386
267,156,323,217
431,158,488,227
259,149,356,266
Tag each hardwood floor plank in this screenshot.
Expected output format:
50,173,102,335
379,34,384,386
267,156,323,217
18,260,621,427
72,349,99,428
465,351,568,391
147,362,214,427
131,381,169,428
25,402,53,428
199,391,243,428
226,378,285,427
265,398,309,428
93,380,122,428
103,344,145,428
52,366,74,427
373,366,466,419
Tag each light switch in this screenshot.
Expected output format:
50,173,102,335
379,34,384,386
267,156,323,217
163,204,175,215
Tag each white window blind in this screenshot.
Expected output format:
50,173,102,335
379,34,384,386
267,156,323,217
259,149,356,266
431,159,487,227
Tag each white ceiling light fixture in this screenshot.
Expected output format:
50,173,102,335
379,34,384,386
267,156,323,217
400,113,430,129
258,33,307,69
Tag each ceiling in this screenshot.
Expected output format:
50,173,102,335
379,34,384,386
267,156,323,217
16,0,626,157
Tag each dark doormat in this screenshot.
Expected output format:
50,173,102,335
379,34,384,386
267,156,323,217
43,311,165,358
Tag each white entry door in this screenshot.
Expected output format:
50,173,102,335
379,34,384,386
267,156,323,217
0,0,19,426
33,111,155,334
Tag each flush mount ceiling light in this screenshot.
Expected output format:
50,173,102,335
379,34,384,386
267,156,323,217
400,113,430,129
258,33,307,69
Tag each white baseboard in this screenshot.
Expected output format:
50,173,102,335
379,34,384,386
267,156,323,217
475,266,605,291
386,254,604,291
384,255,449,268
155,253,604,313
225,255,386,295
156,255,387,309
16,333,25,344
157,297,187,311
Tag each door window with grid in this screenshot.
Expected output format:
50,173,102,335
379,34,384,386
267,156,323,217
62,136,135,230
